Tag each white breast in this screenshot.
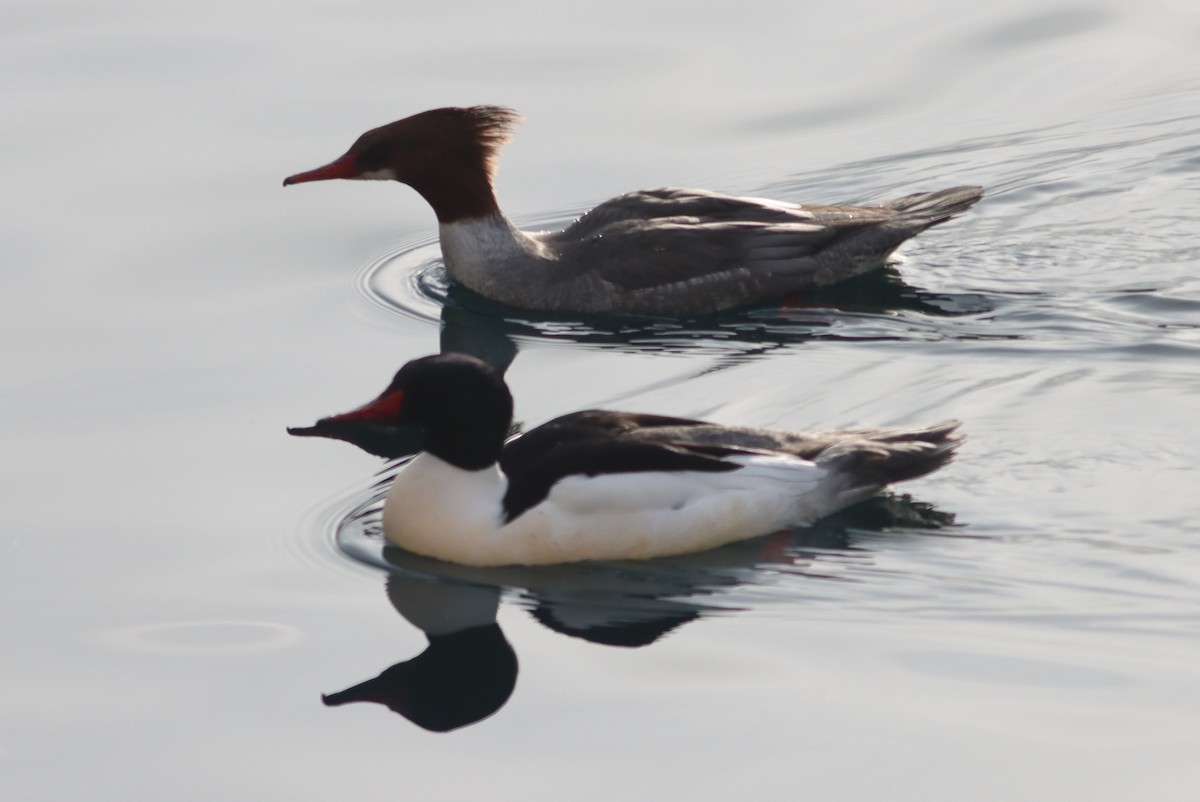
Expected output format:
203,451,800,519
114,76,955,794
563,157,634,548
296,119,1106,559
438,216,551,301
382,453,508,558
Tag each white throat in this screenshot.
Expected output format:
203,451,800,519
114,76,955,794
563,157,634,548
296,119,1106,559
358,167,398,181
383,452,507,554
438,216,551,303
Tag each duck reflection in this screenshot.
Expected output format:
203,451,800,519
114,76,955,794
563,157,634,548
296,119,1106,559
338,265,992,464
323,578,516,732
323,493,955,731
336,254,995,463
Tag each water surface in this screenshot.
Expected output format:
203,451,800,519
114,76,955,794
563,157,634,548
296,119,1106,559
3,0,1200,799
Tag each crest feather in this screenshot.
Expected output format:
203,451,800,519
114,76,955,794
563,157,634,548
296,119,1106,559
464,106,522,176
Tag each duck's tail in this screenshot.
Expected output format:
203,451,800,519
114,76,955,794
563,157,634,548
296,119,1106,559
882,186,984,227
817,420,964,503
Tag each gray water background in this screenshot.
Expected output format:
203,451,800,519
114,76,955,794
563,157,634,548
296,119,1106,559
3,1,1200,799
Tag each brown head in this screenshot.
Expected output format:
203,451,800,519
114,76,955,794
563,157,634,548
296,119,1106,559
283,106,522,223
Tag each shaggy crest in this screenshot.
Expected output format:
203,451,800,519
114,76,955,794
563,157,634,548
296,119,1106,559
462,106,523,178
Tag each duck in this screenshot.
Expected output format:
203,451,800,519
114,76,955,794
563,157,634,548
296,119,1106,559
282,106,983,317
289,353,962,566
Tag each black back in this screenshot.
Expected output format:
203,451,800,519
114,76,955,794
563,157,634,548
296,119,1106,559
499,410,742,521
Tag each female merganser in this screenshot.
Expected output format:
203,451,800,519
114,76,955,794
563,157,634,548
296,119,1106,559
283,106,983,316
289,353,962,566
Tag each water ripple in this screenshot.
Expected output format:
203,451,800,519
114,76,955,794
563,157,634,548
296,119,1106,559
360,230,1007,359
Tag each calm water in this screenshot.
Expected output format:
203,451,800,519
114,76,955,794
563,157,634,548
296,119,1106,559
4,1,1200,799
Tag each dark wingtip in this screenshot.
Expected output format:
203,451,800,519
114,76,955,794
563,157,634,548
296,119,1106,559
884,186,985,222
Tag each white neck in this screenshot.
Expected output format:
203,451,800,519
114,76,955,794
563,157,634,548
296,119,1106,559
383,452,507,554
438,216,551,303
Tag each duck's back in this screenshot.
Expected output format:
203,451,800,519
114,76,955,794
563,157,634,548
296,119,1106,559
529,186,983,315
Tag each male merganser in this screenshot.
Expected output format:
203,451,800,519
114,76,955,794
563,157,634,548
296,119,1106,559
283,106,983,316
289,353,962,566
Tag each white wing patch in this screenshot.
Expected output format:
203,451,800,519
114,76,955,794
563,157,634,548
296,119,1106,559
542,453,826,522
735,195,815,217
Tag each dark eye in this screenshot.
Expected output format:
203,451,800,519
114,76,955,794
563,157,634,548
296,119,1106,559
356,143,389,171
